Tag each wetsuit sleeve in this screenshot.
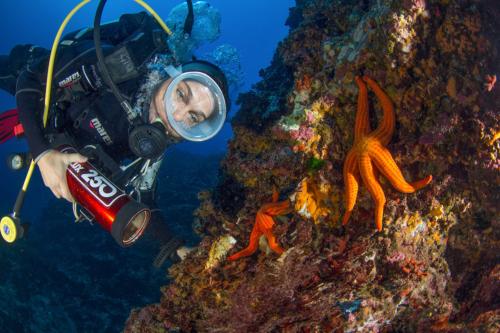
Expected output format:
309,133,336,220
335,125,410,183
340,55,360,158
63,12,158,46
115,12,158,41
0,55,17,95
15,68,50,160
0,44,38,95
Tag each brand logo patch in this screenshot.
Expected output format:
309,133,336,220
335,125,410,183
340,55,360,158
70,163,119,199
68,161,125,207
58,71,81,88
90,117,113,145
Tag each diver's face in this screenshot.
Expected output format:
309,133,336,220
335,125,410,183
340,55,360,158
149,77,215,137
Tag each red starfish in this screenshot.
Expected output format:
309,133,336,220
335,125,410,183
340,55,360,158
228,190,291,261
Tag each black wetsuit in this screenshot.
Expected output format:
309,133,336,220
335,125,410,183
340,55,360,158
15,11,170,161
0,12,183,264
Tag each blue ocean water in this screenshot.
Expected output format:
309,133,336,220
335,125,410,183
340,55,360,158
0,1,294,331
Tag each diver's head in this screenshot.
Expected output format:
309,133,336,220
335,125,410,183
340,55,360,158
149,60,229,142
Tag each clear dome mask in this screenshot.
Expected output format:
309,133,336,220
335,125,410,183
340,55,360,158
163,71,226,141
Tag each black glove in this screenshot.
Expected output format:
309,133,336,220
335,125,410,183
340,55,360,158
153,237,184,268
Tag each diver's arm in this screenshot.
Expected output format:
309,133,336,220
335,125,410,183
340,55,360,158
15,68,50,160
129,157,190,266
16,68,87,202
36,150,88,202
63,11,156,46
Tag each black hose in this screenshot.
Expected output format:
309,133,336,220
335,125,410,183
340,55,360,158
183,0,194,37
13,187,26,216
93,0,136,122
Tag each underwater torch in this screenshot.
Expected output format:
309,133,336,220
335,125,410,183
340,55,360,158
61,145,150,247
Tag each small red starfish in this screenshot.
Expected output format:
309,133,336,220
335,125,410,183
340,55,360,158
228,190,291,261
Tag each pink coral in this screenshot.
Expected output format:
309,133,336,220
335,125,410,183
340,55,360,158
386,251,406,263
306,111,316,124
290,126,315,141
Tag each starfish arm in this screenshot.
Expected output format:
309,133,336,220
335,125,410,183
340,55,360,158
228,224,262,261
263,230,284,255
359,154,386,231
260,200,291,216
368,142,432,193
342,149,360,225
409,174,433,190
257,213,275,230
354,76,371,142
363,76,395,145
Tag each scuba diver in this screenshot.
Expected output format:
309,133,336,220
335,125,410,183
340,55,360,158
0,1,229,267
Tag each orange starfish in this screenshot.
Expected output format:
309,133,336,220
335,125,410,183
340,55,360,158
228,190,291,260
342,76,432,231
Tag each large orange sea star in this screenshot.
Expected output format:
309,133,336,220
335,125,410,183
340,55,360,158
342,76,433,231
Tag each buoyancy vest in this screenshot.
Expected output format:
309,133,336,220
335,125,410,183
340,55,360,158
40,13,169,160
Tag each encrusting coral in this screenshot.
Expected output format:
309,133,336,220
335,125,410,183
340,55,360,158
293,177,332,224
125,1,500,332
342,75,433,231
204,235,237,271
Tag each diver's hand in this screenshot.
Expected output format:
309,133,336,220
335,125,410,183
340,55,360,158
36,149,88,202
176,246,195,261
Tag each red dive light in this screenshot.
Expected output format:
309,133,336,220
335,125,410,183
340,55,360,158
61,146,151,247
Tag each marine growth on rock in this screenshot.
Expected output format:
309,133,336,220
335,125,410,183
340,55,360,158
125,1,500,332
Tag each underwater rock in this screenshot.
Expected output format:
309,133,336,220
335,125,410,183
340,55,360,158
232,52,294,132
125,0,500,332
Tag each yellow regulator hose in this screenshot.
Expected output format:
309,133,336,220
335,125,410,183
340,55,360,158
134,0,172,36
21,0,92,195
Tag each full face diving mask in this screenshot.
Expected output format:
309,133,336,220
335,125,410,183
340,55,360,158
163,64,227,141
128,61,228,160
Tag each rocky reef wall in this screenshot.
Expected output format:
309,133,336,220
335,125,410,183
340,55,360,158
125,0,499,332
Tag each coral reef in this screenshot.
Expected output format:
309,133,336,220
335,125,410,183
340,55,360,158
125,0,500,332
